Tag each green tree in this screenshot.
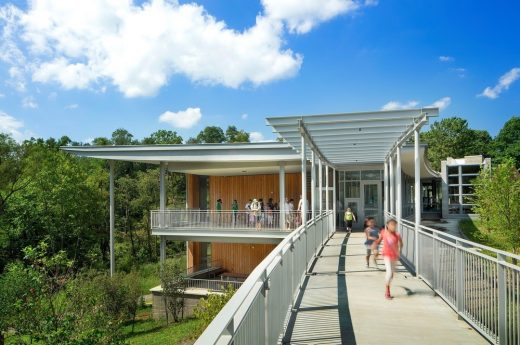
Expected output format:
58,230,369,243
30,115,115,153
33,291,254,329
0,134,29,215
225,126,250,143
160,260,186,324
473,159,520,254
493,117,520,168
189,126,226,144
142,130,183,144
421,117,492,170
111,128,135,145
92,136,112,146
194,285,235,332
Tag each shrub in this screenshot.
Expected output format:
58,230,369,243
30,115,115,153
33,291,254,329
194,285,235,333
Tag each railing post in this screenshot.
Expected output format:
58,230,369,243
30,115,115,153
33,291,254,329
497,253,507,344
432,232,437,291
455,240,464,317
262,270,270,345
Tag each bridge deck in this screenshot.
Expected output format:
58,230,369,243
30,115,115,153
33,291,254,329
282,232,487,345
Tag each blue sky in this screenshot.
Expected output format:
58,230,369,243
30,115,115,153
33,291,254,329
0,0,519,143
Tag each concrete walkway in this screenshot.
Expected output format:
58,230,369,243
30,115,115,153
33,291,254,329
282,231,487,345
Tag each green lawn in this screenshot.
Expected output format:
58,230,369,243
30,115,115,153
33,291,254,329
123,306,203,345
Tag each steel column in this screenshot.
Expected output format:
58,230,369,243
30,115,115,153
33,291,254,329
311,151,316,219
318,159,323,214
384,158,389,223
332,167,336,231
301,136,307,220
396,146,402,228
279,163,286,229
159,162,166,268
325,164,329,212
389,154,395,215
109,160,115,277
414,130,421,275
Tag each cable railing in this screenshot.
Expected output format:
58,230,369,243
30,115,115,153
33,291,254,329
194,211,334,345
151,209,312,232
386,211,520,344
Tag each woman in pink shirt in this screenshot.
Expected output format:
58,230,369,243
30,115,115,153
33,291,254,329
376,219,403,299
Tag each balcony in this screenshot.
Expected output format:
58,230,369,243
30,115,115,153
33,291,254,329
151,210,309,243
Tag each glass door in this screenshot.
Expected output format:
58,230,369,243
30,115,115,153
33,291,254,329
361,182,382,227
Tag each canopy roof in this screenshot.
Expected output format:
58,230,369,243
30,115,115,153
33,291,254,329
266,108,439,168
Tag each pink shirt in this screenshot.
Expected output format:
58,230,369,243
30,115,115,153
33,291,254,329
381,230,401,260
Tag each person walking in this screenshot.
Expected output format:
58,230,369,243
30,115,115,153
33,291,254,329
216,198,223,226
375,219,403,300
344,207,356,233
363,217,380,268
231,199,238,226
251,198,261,230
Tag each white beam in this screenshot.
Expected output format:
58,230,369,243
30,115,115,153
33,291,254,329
109,160,115,277
279,163,286,229
414,129,421,274
389,155,395,215
311,151,316,219
318,159,323,214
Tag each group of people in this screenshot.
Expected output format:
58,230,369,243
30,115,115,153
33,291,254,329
344,208,403,300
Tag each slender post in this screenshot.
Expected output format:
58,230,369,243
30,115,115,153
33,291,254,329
332,167,336,231
301,137,307,223
389,154,395,215
279,163,286,229
396,146,402,227
414,130,421,275
384,158,389,222
311,151,316,219
318,159,323,214
497,253,507,344
325,164,329,212
159,162,166,268
109,160,115,277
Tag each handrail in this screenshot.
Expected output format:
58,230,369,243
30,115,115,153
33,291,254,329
195,211,334,345
386,211,520,344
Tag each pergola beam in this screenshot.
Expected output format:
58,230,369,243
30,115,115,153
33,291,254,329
298,119,334,168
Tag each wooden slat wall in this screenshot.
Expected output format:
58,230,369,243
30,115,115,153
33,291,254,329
208,173,302,210
186,174,200,209
212,243,277,275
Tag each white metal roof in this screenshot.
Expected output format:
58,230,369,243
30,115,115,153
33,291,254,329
266,108,439,167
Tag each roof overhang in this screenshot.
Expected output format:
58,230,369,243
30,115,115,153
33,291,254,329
266,108,439,167
401,144,440,179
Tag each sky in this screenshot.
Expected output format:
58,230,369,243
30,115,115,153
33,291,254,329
0,0,519,144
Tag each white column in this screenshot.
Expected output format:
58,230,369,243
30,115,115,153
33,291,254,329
384,158,389,222
159,162,166,267
325,164,330,212
318,159,323,214
389,154,395,215
279,163,286,229
311,151,316,219
396,146,402,227
301,137,307,223
109,160,115,277
332,167,337,230
414,129,421,274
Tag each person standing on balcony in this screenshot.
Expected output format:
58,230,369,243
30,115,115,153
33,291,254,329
251,198,261,230
216,198,222,226
266,199,274,228
284,198,291,229
375,219,403,300
231,199,238,226
344,207,356,233
245,199,252,226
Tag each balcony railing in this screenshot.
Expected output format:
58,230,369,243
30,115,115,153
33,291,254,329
151,209,312,232
185,278,243,292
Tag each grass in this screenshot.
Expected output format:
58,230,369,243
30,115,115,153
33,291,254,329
123,306,203,345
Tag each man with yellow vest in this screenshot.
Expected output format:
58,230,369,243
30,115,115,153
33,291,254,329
344,207,357,233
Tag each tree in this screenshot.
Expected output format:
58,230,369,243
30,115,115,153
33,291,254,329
0,134,29,215
160,260,186,323
225,126,250,143
142,130,183,144
111,128,135,145
194,285,235,332
421,117,492,170
493,117,520,168
189,126,226,144
473,159,520,254
92,136,112,146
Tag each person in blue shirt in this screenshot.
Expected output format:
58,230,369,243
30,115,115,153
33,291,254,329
364,217,380,268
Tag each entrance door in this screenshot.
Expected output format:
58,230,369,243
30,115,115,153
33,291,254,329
361,182,382,227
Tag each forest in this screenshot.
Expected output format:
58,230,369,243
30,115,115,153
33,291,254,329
0,117,518,344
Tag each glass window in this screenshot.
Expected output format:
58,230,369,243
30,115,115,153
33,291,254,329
462,165,481,174
363,184,378,208
344,171,360,180
462,195,475,204
449,195,459,204
462,175,476,185
361,170,381,180
448,176,459,185
462,185,474,194
449,186,459,195
448,166,459,175
346,181,360,198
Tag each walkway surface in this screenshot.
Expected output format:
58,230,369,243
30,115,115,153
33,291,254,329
282,231,487,345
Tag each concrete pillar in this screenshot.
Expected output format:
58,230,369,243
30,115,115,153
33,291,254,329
279,163,286,229
389,154,395,215
441,160,448,219
384,158,389,222
325,164,329,212
318,159,323,214
414,129,421,274
396,146,402,226
109,160,115,277
301,137,307,224
311,151,316,219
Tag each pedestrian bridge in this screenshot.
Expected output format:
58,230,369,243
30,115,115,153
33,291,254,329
195,212,520,345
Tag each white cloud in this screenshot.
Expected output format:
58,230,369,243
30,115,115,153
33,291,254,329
22,95,37,108
439,56,454,62
381,100,419,111
427,96,451,110
479,67,520,99
262,0,365,34
451,67,466,78
250,131,266,142
158,107,202,129
65,103,79,109
0,111,31,141
241,113,248,120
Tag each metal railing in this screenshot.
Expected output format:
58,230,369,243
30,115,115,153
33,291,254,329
185,278,243,291
151,209,312,232
187,259,222,277
386,211,520,344
194,211,334,345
